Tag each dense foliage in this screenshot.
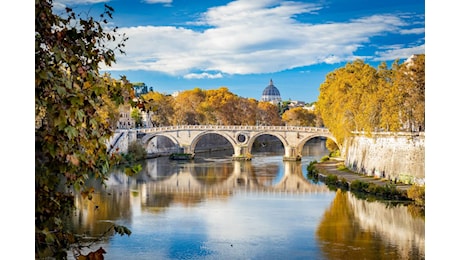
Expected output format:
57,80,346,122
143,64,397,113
35,0,132,258
316,56,425,145
281,107,317,126
138,87,287,126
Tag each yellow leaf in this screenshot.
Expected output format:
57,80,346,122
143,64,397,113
83,81,92,89
66,154,80,166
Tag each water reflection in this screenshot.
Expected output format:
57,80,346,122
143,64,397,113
317,190,425,260
118,158,331,214
68,142,424,259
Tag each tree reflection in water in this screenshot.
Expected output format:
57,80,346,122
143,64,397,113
316,189,425,260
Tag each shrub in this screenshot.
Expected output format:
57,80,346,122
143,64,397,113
350,180,369,192
337,164,349,171
306,161,319,182
325,174,338,186
307,160,317,174
128,141,147,159
122,141,147,163
407,185,425,206
329,149,341,158
340,177,349,189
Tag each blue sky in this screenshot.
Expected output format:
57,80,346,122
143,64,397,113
52,0,425,103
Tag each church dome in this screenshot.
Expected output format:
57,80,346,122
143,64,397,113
261,79,282,103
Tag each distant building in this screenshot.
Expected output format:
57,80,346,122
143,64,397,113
260,79,282,104
117,104,136,129
303,104,315,111
287,100,305,109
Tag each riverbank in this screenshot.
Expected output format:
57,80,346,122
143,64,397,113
313,158,413,192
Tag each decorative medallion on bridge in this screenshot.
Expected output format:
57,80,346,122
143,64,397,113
237,133,247,144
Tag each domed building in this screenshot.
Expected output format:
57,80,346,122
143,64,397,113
260,79,282,104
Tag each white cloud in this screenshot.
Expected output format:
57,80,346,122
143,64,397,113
374,44,425,61
184,72,223,79
400,27,425,34
53,0,109,10
143,0,173,3
102,0,424,76
142,0,173,6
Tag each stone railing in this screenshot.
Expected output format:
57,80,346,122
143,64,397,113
136,125,330,133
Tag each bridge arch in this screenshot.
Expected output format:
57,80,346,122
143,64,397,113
295,133,341,156
142,133,181,154
246,132,289,157
189,130,239,156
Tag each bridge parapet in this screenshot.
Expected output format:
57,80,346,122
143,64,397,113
137,125,331,134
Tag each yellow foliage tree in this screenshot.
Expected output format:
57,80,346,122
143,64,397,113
257,102,283,126
173,88,206,125
282,107,316,126
317,60,379,144
316,56,424,145
141,91,175,126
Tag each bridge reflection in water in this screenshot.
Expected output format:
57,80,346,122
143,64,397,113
72,155,424,259
135,160,329,202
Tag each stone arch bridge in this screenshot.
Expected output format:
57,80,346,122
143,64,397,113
109,125,337,161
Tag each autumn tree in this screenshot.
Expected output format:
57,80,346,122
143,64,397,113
35,1,131,258
316,60,377,144
377,61,401,131
141,91,175,126
173,88,206,125
281,107,316,126
394,54,425,131
237,98,259,125
317,56,425,145
339,60,379,133
257,102,283,126
171,87,268,126
203,87,244,125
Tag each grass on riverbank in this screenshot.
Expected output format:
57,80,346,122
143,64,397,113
307,160,425,217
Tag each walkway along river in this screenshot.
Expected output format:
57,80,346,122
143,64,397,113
313,159,413,193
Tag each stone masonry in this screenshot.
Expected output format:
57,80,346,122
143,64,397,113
344,132,425,185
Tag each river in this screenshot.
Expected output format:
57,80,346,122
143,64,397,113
67,139,425,259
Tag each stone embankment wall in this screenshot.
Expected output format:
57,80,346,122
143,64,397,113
343,132,424,185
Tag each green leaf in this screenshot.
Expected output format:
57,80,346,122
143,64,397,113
75,109,85,122
89,118,98,128
38,70,49,80
64,126,78,139
56,86,67,96
70,96,83,106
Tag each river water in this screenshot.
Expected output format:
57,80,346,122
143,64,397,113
67,140,425,259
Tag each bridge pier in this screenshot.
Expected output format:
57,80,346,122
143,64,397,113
180,145,195,159
232,146,252,161
283,146,302,161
